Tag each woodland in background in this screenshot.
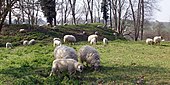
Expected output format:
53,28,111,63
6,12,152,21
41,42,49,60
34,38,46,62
1,0,170,41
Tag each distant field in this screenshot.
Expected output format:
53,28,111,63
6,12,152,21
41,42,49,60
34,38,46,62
0,40,170,84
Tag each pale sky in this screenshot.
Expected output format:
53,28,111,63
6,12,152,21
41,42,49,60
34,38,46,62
154,0,170,22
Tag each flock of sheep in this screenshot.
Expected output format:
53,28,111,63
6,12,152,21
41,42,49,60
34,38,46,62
5,29,164,77
5,32,108,77
50,33,107,76
145,36,163,45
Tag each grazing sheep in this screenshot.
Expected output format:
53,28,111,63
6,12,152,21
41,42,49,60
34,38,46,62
85,21,88,25
82,31,86,35
28,39,36,45
23,40,28,46
46,22,50,26
88,34,98,42
146,38,154,45
153,36,162,45
53,39,61,47
78,45,100,70
54,45,78,61
49,59,84,76
94,31,98,35
63,35,76,44
19,29,26,33
103,38,108,45
161,39,165,42
6,42,13,48
90,38,97,45
53,38,61,41
64,23,68,26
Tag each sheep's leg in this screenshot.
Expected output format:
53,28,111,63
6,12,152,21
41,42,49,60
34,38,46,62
49,67,56,77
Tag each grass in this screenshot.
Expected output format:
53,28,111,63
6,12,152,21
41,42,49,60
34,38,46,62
0,40,170,85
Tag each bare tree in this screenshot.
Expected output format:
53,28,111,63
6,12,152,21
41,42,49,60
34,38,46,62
86,0,94,23
0,0,18,31
111,0,130,35
68,0,76,25
94,0,101,23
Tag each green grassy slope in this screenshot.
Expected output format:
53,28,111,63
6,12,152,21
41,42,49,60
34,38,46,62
0,24,170,84
0,23,116,47
0,40,170,84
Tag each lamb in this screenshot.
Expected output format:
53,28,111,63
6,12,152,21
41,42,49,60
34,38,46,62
28,39,36,45
49,59,84,76
90,37,97,45
153,36,162,45
78,45,100,70
6,42,13,48
63,35,76,44
54,45,78,61
103,38,108,45
23,40,28,46
53,38,61,47
146,38,154,45
88,34,98,42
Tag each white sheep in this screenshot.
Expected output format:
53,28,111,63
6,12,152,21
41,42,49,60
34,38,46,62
88,34,98,42
49,59,84,76
23,40,28,46
63,35,76,44
153,36,162,45
90,38,97,45
53,38,61,47
146,38,154,45
6,42,13,48
103,38,108,45
53,38,61,41
19,29,26,33
28,39,36,45
94,31,98,35
54,45,78,61
78,45,100,70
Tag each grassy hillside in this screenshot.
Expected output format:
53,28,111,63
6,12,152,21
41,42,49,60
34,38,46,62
0,40,170,84
0,23,116,47
0,24,170,84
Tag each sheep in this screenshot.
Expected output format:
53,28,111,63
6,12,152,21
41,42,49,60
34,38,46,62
153,36,162,45
85,21,88,25
6,42,13,48
63,35,76,44
54,45,78,61
82,31,86,35
94,31,98,35
19,29,26,33
53,38,61,47
23,40,28,46
103,38,108,45
88,34,98,42
90,37,97,45
64,23,68,26
49,59,84,76
78,45,100,70
146,38,154,45
53,38,61,41
28,39,36,45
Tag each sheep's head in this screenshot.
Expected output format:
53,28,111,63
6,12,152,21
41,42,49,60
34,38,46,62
90,54,100,70
91,59,100,70
76,63,84,72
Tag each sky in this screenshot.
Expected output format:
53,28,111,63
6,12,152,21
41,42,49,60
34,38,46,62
154,0,170,22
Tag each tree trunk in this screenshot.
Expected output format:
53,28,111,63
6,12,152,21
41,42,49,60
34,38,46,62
69,0,76,25
7,0,12,24
140,0,144,40
109,0,112,28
